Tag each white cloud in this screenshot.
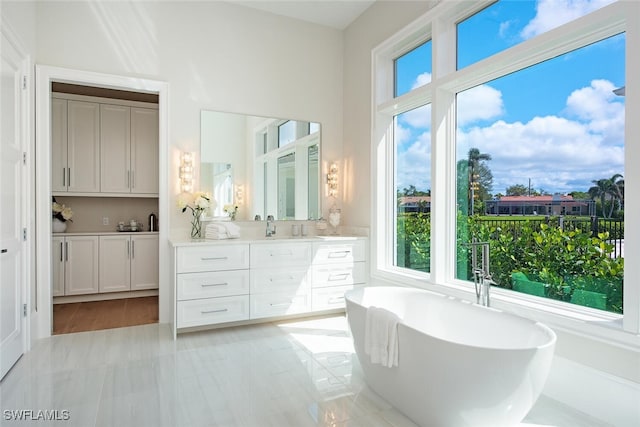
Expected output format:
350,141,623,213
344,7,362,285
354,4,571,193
457,80,624,194
566,79,625,141
411,72,432,90
457,84,504,126
521,0,616,40
397,131,432,191
399,104,431,129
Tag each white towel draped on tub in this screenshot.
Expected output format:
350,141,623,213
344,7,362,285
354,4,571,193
364,306,400,368
205,221,241,240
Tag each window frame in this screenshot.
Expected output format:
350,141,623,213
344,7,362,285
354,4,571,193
371,0,640,346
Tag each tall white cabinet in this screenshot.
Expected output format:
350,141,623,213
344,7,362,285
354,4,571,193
51,99,100,193
100,105,159,194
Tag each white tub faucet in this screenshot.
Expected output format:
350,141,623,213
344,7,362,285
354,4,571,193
470,241,493,307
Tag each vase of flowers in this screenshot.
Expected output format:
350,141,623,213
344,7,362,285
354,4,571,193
178,191,213,239
52,198,73,233
223,204,238,221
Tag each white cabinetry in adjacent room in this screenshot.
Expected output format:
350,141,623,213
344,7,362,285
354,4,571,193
130,107,159,194
51,98,100,193
100,104,158,195
99,234,159,293
52,235,99,296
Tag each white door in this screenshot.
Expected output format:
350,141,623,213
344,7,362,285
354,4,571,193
100,104,131,193
0,30,27,380
130,107,159,194
130,234,159,290
99,235,131,293
64,236,99,296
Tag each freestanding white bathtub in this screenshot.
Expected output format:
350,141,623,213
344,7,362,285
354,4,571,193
345,286,556,427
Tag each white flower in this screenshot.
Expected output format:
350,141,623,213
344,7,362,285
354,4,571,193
179,191,213,215
61,207,73,221
52,200,73,222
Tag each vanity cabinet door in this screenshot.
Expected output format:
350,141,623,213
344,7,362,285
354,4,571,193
177,244,249,273
99,235,131,293
130,107,158,194
250,242,312,268
130,234,159,291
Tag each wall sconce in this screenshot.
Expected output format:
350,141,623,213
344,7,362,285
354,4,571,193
327,162,338,198
180,151,194,193
235,184,244,205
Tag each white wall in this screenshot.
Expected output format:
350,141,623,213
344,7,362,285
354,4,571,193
342,1,434,227
34,0,344,233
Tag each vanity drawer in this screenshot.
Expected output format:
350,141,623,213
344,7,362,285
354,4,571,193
177,270,249,301
250,291,311,319
177,295,249,328
250,266,309,294
311,262,366,288
250,242,312,268
177,244,249,273
312,285,360,311
312,240,365,264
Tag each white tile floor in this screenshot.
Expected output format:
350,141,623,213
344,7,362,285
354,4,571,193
0,315,611,427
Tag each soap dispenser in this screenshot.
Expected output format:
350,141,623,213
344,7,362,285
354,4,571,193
149,213,158,232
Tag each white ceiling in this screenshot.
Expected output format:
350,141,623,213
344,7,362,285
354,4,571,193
232,0,376,30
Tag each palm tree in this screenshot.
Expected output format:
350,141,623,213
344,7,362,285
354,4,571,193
588,175,623,218
468,148,492,214
610,174,624,213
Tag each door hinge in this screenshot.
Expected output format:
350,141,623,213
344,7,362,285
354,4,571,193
23,228,27,241
22,75,27,90
23,304,27,317
23,152,27,165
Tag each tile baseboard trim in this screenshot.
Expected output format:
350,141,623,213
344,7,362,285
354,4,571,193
543,355,640,426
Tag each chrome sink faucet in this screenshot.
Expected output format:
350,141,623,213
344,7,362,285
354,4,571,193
265,215,276,237
470,240,493,307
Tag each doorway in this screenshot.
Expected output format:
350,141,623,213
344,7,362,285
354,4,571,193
35,65,169,341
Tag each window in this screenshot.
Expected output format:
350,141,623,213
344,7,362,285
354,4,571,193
278,120,296,147
457,0,617,69
395,40,432,97
456,33,625,313
373,1,637,338
394,105,432,273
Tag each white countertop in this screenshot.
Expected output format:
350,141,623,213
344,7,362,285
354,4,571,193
169,234,366,247
53,231,159,237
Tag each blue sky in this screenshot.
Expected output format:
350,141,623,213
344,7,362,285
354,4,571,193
395,0,625,196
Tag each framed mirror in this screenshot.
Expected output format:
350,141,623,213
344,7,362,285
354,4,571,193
200,110,321,220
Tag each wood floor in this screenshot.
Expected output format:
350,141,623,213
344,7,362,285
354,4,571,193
53,296,158,335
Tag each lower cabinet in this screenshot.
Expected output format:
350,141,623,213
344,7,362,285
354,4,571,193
174,237,368,334
53,233,158,297
52,235,99,296
99,234,159,293
175,244,251,329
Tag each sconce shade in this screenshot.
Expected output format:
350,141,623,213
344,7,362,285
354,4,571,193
180,151,194,193
327,162,338,197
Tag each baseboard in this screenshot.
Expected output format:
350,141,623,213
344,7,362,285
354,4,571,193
53,289,158,304
543,355,640,426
